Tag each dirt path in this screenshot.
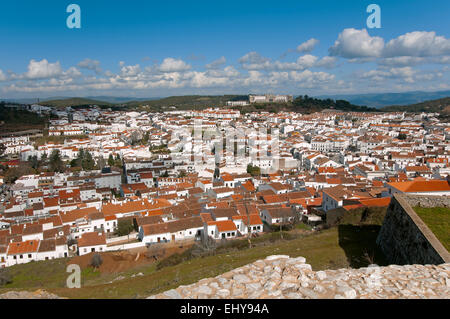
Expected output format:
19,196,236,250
68,243,193,274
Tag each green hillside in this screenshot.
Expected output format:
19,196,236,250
125,95,242,111
382,97,450,114
41,97,113,109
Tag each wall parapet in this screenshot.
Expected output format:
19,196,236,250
376,194,450,265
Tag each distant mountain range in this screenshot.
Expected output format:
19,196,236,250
381,97,450,115
317,90,450,108
3,91,450,115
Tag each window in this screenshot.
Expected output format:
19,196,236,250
28,254,32,258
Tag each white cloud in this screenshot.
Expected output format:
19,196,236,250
384,31,450,57
315,56,337,68
361,67,417,83
329,28,384,58
290,70,335,82
205,56,226,69
159,58,191,72
379,56,425,67
119,63,141,77
0,70,6,81
330,29,450,63
78,58,102,74
239,52,271,70
25,59,63,79
297,38,320,53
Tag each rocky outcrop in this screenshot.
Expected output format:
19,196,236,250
0,289,64,299
149,255,450,299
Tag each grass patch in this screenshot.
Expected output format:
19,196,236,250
414,206,450,251
0,215,388,298
31,227,385,298
0,259,69,289
296,223,313,231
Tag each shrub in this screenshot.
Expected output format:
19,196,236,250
146,243,166,261
0,269,12,286
90,253,103,269
115,219,134,237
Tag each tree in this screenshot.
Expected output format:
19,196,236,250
28,155,39,170
247,164,261,177
40,152,48,165
90,253,103,269
191,235,217,258
161,170,169,177
4,163,35,183
398,133,407,140
115,218,134,237
108,154,115,167
0,268,12,286
114,154,122,168
49,149,64,172
0,143,6,157
81,151,95,170
213,167,220,179
142,132,150,145
97,156,106,170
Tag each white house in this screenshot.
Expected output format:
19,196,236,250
139,217,203,244
260,207,296,225
6,240,40,267
77,232,107,256
205,220,238,240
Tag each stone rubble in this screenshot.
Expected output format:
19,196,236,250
148,255,450,299
0,289,65,299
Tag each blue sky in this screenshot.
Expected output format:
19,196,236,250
0,0,449,98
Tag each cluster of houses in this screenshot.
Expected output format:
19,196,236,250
1,105,450,268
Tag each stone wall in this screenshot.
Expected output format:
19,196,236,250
149,255,450,299
376,194,450,265
401,195,450,208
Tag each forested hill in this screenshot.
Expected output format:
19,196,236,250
0,103,46,133
381,97,450,115
41,97,113,109
291,95,377,113
233,95,378,114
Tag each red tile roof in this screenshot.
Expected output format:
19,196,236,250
7,240,40,255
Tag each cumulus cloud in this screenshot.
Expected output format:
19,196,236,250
239,52,271,70
0,70,6,82
378,56,425,67
315,56,337,68
290,70,335,83
361,67,419,83
205,56,226,69
329,28,384,58
273,54,318,70
384,31,450,57
330,29,450,63
25,59,63,79
159,58,191,72
119,62,142,77
239,52,331,71
78,58,102,74
297,38,320,53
